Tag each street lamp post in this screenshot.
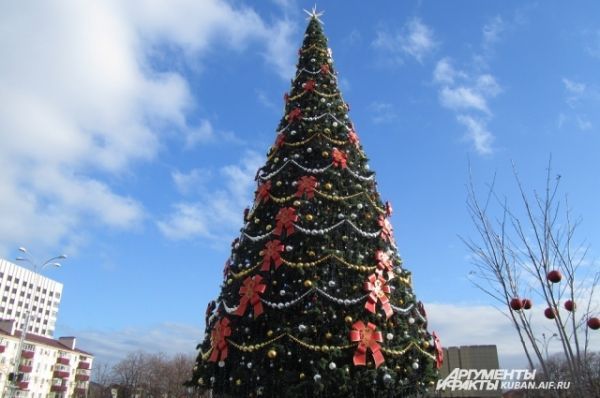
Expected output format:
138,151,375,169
5,247,66,398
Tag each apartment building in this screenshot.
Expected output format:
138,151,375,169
0,259,63,338
0,319,93,398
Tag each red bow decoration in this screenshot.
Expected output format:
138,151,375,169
433,331,443,369
320,64,330,75
256,181,271,204
375,250,394,279
284,92,289,103
295,176,318,199
234,275,267,318
275,133,285,148
209,317,231,362
332,148,348,168
378,215,394,243
287,108,302,122
304,79,316,92
364,274,393,319
349,321,385,368
274,207,298,237
348,129,360,148
385,201,393,217
261,240,285,271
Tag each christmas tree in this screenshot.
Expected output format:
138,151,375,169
190,10,442,398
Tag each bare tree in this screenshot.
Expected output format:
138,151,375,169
463,160,599,397
93,351,200,398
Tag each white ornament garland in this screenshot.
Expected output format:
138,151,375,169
243,218,382,241
258,159,373,182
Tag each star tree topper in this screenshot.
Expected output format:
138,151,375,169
303,5,324,24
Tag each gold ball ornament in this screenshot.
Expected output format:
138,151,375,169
308,250,316,257
274,157,279,163
299,373,306,380
325,332,332,339
303,280,313,288
344,315,353,324
422,341,430,349
267,330,274,337
322,150,329,158
267,349,277,359
227,279,233,285
266,224,272,231
324,182,333,190
305,214,314,221
293,200,301,207
236,379,242,386
324,128,331,133
254,218,260,224
365,213,372,219
276,180,283,187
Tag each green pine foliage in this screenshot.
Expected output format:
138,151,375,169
189,16,440,398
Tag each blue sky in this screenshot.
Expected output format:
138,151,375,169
1,1,599,366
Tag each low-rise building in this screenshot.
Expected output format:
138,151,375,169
0,319,93,397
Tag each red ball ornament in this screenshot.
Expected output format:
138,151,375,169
544,307,557,320
509,298,523,311
547,270,562,283
564,300,576,312
587,317,600,330
522,299,532,310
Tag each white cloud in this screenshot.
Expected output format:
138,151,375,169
373,17,437,64
71,322,202,364
433,60,500,154
439,87,490,114
576,116,592,131
562,78,586,95
482,15,505,50
0,1,294,253
456,115,494,155
433,57,463,85
584,29,600,59
158,150,264,241
256,89,277,110
562,77,586,109
368,102,398,124
172,168,213,195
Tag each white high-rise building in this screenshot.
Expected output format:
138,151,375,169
0,259,63,338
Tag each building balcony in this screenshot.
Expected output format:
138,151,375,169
19,364,33,373
18,381,29,390
75,387,87,395
53,370,70,379
75,374,90,382
51,385,68,392
21,350,35,359
78,361,91,370
57,356,70,365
